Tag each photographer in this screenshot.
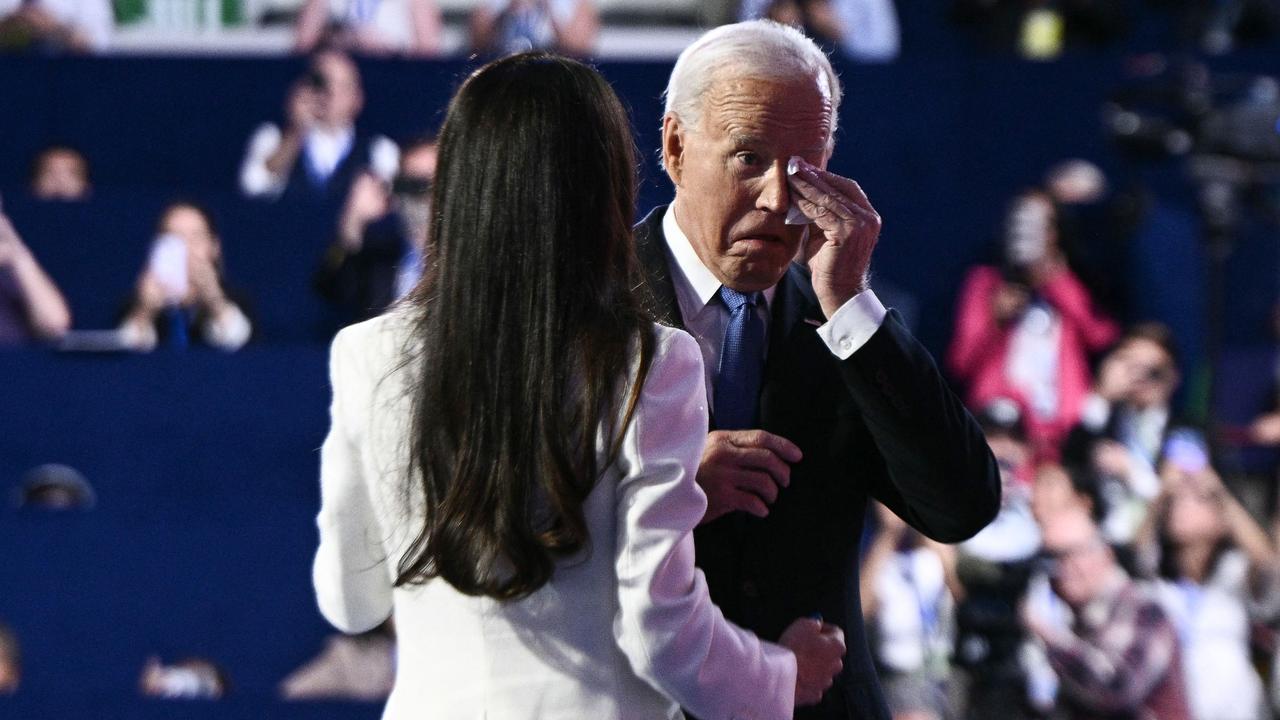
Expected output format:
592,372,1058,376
1063,323,1183,545
314,137,435,330
239,50,398,203
948,189,1120,455
1132,435,1279,720
117,202,253,352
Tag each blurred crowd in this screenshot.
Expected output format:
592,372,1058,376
2,0,1280,60
4,2,1280,718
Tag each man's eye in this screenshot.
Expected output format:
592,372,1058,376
735,152,761,167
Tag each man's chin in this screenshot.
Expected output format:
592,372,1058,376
722,260,790,293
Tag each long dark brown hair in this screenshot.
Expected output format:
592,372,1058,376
394,53,654,600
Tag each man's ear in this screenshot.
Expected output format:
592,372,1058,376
661,114,685,187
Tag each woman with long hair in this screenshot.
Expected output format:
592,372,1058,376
312,53,843,718
1135,434,1280,720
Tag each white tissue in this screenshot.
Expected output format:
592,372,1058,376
785,156,813,225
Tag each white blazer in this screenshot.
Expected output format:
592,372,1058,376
313,311,797,720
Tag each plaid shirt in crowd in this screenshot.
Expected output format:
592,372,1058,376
1042,570,1191,720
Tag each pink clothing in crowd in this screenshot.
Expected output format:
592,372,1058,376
948,265,1119,454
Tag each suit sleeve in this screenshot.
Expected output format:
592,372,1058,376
313,327,395,633
837,310,1001,543
613,329,797,720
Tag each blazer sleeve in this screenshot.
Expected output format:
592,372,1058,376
613,328,797,720
313,326,394,633
843,310,1002,543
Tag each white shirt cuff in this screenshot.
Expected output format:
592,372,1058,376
816,290,887,360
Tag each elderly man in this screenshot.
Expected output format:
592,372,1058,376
239,50,398,203
635,20,1000,719
1023,509,1190,719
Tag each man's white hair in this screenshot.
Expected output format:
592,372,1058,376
663,20,842,150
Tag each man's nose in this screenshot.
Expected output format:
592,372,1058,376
756,161,790,215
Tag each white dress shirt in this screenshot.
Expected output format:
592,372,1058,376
661,205,887,415
314,310,797,719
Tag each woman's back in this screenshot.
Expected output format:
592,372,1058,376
315,310,796,719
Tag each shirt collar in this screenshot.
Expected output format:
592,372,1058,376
662,203,777,314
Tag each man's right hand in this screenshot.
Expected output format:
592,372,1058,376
779,617,845,706
696,429,802,524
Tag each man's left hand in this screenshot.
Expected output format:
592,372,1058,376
787,157,881,319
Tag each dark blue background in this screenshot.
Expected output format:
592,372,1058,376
1,41,1278,717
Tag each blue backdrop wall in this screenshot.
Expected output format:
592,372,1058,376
1,49,1278,716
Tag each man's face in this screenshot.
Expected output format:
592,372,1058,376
1040,511,1112,608
663,73,833,292
314,53,363,128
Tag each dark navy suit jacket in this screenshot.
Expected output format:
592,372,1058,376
635,206,1001,720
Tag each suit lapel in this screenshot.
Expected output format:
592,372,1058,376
633,206,684,331
766,265,825,373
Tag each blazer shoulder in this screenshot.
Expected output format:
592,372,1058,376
330,309,415,388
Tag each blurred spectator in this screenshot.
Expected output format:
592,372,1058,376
0,209,72,345
950,401,1041,720
279,621,394,701
469,0,599,56
739,0,901,61
861,502,957,720
962,399,1040,563
14,463,95,511
1134,454,1278,720
1063,322,1182,545
948,189,1120,455
0,623,18,695
949,0,1128,59
295,0,444,57
29,145,91,201
1022,508,1191,719
1030,461,1104,527
0,0,112,54
239,51,398,203
117,202,253,353
314,136,435,328
139,656,228,700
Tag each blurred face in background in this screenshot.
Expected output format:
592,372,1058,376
159,205,219,266
663,71,833,292
1041,510,1113,608
313,52,364,129
988,431,1031,487
397,142,438,251
1116,337,1178,410
1003,191,1057,269
1031,463,1092,525
1163,473,1226,546
31,148,90,201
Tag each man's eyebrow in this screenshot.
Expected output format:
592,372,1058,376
729,134,762,149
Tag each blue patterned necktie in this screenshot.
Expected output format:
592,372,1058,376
714,286,766,430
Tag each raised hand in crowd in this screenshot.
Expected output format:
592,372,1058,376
0,209,72,343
